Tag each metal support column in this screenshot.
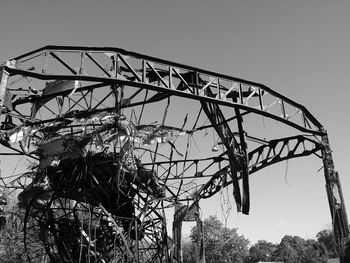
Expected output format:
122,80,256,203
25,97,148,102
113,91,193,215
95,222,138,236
195,205,205,263
173,201,205,263
173,203,184,263
321,131,350,261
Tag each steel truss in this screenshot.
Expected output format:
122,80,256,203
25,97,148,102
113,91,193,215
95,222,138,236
0,46,349,262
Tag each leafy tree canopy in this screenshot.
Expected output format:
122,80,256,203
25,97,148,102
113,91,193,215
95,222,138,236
272,235,328,263
185,215,250,263
316,229,339,258
246,240,277,263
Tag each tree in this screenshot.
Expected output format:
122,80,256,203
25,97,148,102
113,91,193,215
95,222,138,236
271,235,328,263
0,198,26,263
246,240,277,263
186,215,250,263
301,239,328,263
0,193,47,263
316,229,339,258
271,235,303,263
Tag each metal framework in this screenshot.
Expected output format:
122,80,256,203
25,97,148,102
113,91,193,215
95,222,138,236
0,45,349,262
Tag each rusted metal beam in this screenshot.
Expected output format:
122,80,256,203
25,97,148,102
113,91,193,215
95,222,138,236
321,132,350,262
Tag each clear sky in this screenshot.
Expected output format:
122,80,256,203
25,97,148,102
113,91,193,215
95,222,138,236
1,0,350,245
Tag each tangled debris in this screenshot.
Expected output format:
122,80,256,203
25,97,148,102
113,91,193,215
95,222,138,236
10,110,174,262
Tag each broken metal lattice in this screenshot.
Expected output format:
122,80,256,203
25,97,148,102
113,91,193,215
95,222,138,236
0,46,349,262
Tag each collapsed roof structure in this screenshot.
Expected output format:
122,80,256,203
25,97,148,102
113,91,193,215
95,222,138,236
0,46,349,262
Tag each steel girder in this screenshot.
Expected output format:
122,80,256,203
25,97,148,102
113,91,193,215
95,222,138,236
1,45,322,134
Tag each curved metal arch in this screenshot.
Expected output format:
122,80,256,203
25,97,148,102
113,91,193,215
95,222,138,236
1,45,323,135
195,135,322,199
0,45,338,216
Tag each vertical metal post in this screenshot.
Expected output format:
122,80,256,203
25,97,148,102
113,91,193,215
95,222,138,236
135,219,140,263
173,203,183,263
235,108,250,214
162,211,172,263
321,131,350,261
195,205,205,263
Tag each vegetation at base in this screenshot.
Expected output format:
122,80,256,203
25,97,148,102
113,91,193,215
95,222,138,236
0,198,27,263
183,215,342,263
0,199,347,263
184,215,249,263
